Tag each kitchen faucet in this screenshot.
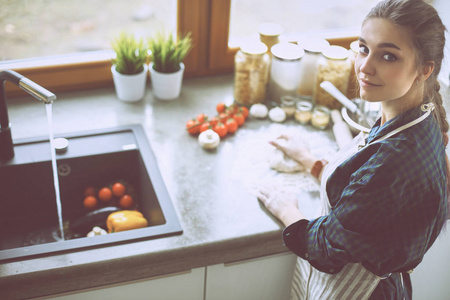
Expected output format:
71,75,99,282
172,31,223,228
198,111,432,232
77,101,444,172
0,70,56,161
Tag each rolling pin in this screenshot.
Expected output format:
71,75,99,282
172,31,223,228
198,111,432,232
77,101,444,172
331,109,353,149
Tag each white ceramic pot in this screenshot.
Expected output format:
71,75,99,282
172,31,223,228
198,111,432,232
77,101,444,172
111,64,148,102
149,62,185,100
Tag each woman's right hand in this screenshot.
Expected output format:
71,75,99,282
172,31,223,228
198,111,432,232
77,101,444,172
269,134,317,170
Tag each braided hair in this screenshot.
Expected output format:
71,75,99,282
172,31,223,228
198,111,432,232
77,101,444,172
365,0,449,216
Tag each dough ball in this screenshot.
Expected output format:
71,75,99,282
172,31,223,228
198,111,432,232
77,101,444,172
268,145,304,173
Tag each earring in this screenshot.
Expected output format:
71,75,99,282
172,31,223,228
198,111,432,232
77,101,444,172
416,79,419,86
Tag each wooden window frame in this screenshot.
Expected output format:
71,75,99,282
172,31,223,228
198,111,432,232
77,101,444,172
1,0,358,97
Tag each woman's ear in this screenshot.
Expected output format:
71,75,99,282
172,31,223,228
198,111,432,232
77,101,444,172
419,61,435,81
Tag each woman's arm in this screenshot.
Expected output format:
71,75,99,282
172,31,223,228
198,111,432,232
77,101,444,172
257,187,307,226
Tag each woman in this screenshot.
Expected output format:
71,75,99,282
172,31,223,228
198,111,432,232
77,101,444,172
257,0,448,299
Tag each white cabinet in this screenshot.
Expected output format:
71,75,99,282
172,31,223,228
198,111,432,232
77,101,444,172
205,252,297,300
42,267,205,300
37,252,297,300
411,221,450,300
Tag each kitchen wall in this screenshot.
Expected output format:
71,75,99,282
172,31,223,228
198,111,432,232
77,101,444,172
435,0,450,87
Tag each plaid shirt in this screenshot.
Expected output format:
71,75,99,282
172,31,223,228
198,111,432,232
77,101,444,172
283,105,448,299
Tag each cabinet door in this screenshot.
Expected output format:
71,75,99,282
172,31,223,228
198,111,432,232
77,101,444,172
44,267,205,300
411,220,450,300
205,252,296,300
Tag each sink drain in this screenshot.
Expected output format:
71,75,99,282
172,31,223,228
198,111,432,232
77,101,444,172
57,164,71,177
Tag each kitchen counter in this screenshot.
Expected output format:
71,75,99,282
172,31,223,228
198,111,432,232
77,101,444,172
0,74,338,299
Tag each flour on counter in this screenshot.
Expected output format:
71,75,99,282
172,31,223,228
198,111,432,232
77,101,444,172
230,123,338,196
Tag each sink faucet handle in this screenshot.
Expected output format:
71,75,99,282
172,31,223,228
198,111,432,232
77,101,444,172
1,70,56,104
19,77,56,103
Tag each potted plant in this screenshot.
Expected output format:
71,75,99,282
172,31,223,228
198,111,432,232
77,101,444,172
148,31,193,100
111,32,148,102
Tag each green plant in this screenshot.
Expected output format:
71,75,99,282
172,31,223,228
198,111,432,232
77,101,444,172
148,31,193,73
111,32,148,75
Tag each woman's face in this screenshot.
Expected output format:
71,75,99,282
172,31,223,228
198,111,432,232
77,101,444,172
355,18,419,104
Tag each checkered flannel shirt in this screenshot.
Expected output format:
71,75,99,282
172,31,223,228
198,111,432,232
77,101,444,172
283,104,448,299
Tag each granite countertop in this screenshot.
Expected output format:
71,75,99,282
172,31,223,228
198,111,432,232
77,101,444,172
0,74,337,299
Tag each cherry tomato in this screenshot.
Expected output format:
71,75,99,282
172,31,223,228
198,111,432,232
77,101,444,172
229,103,239,114
216,102,226,114
112,182,126,197
98,187,112,202
233,112,245,127
213,122,228,138
225,118,238,134
83,196,98,210
84,186,96,197
186,119,200,135
218,112,228,123
199,122,211,133
119,195,135,209
238,106,249,119
196,113,208,123
209,116,219,127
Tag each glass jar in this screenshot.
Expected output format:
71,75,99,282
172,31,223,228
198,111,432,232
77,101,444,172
313,45,351,109
311,105,331,129
267,43,304,104
234,42,270,106
280,95,298,118
296,38,330,101
295,100,313,124
258,23,283,55
347,40,359,100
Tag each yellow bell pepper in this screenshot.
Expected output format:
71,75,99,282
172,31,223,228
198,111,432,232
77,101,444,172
107,210,148,233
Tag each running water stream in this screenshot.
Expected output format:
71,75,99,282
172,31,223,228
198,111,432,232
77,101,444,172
45,103,65,241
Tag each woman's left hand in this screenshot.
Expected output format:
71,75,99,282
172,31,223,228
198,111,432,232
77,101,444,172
257,186,306,226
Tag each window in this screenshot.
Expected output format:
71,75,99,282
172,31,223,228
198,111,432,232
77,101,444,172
1,0,370,96
228,0,381,48
0,0,176,61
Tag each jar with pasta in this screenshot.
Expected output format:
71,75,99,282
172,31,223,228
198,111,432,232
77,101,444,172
313,45,351,109
296,38,330,101
346,40,359,100
234,42,270,106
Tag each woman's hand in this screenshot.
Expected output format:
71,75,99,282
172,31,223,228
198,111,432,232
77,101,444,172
269,134,317,170
257,186,306,226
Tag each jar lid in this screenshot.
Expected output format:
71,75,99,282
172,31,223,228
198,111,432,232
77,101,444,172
296,100,313,110
271,43,304,60
350,40,359,54
322,45,349,60
240,41,268,55
258,23,283,37
297,38,330,53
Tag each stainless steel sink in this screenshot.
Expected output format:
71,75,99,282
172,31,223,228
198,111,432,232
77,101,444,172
0,124,182,261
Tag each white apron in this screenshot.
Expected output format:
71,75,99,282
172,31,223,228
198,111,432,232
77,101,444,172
290,103,434,300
